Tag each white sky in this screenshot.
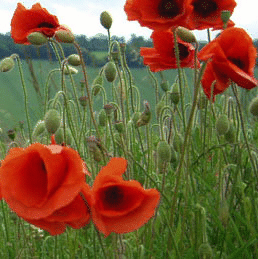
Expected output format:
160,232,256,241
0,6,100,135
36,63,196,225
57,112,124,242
0,0,257,41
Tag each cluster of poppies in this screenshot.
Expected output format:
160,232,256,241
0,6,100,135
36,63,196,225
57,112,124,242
124,0,258,100
0,137,160,236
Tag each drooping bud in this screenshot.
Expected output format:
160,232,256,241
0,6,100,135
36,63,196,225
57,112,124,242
68,54,81,66
55,29,75,43
87,136,103,162
157,141,171,163
79,96,88,107
44,109,61,134
136,101,151,127
100,11,112,30
0,57,15,72
32,120,46,137
198,243,213,259
215,114,229,135
104,103,114,116
92,84,101,96
93,75,104,86
249,96,258,116
173,132,183,152
131,112,141,128
55,127,73,145
27,32,48,45
176,26,197,43
104,61,117,82
64,65,78,75
98,109,107,127
170,83,180,105
114,120,124,133
160,80,169,92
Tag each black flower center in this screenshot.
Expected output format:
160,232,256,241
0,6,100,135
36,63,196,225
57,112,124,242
176,43,190,60
37,22,56,28
193,0,218,18
228,58,245,71
158,0,181,18
104,186,124,208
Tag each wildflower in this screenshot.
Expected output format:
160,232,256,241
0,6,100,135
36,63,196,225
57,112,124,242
124,0,192,30
90,158,160,237
0,138,91,235
198,27,258,101
187,0,236,30
140,29,197,72
11,3,66,44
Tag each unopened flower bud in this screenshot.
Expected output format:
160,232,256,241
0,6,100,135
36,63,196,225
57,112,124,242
157,141,171,163
131,112,141,128
55,127,73,145
198,243,213,259
0,57,15,72
173,132,183,152
79,96,88,107
176,26,197,43
68,54,81,66
198,93,208,110
44,109,61,134
224,122,235,143
93,75,104,86
216,114,229,135
98,109,107,127
32,120,46,137
55,29,75,43
170,83,180,105
27,32,48,45
114,120,124,133
221,10,231,26
100,11,112,30
7,129,16,141
104,61,117,82
160,80,169,92
136,101,151,127
64,65,78,75
92,84,101,96
104,103,114,116
156,100,165,119
249,96,258,116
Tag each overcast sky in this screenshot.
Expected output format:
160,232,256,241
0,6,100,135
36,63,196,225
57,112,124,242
0,0,257,41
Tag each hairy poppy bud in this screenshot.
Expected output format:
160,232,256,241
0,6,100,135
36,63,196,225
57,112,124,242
44,109,61,134
100,11,112,30
160,80,169,92
156,100,165,119
98,109,107,127
27,32,48,45
0,57,15,72
93,75,104,86
68,54,81,66
55,29,75,43
79,96,88,107
64,65,78,75
131,112,141,128
221,10,231,27
173,132,183,152
198,243,213,259
92,84,101,96
114,120,124,133
55,127,73,145
170,83,180,105
104,103,114,116
216,114,229,135
136,101,151,127
104,61,117,82
249,96,258,116
176,26,197,43
157,141,171,163
32,120,46,137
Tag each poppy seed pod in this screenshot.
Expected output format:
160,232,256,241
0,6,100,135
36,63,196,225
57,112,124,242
100,11,112,30
216,115,229,135
55,29,75,43
0,57,15,72
27,32,48,45
104,61,117,82
44,109,61,134
157,141,171,163
68,54,81,66
249,97,258,116
32,120,46,137
176,26,196,43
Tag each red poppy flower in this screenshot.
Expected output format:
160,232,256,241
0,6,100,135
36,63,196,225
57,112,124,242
124,0,193,30
140,29,197,72
0,142,91,235
198,27,258,100
11,3,64,44
90,157,160,237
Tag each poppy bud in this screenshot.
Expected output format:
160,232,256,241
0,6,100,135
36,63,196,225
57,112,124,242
157,141,171,163
224,122,235,143
44,109,61,134
221,10,231,26
55,127,73,145
131,112,141,128
93,75,104,86
100,11,112,30
32,120,46,137
156,100,165,119
197,93,208,110
173,132,183,152
27,32,48,46
0,57,15,72
249,96,258,116
79,96,88,107
215,114,229,135
68,54,81,66
104,103,114,116
64,65,78,75
136,101,151,127
98,109,107,127
176,26,197,43
160,80,169,92
170,83,180,105
55,29,75,43
114,120,124,133
92,84,101,96
7,129,16,141
198,243,213,259
104,61,117,82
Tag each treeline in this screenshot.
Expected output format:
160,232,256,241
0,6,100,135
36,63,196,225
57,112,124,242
0,33,257,67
